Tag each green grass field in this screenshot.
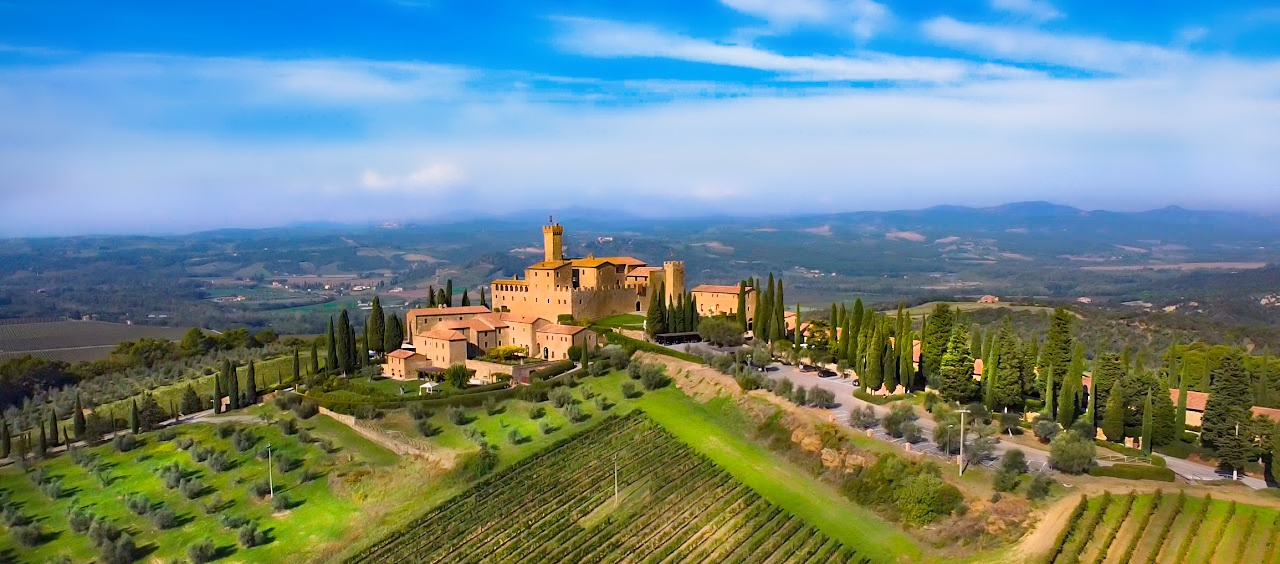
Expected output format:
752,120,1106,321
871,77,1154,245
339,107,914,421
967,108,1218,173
898,301,1058,319
592,313,646,329
1048,492,1280,564
0,408,399,564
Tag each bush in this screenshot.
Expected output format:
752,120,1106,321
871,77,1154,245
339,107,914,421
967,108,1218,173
157,427,178,441
1027,474,1053,500
68,507,96,533
415,419,440,437
238,521,268,548
507,429,524,445
895,473,964,525
219,514,250,529
620,382,640,399
1049,432,1095,474
848,405,878,429
528,406,545,419
1088,463,1176,482
882,404,918,438
446,406,468,425
180,478,206,499
12,523,42,547
530,360,576,381
900,421,923,443
272,493,293,511
161,463,184,489
112,434,138,452
640,364,669,390
354,405,383,420
1033,419,1061,443
151,507,178,529
550,388,574,409
191,445,211,462
176,436,195,450
455,447,499,481
277,418,299,435
125,494,152,515
539,420,553,435
39,478,65,499
207,451,233,472
189,539,218,563
594,396,610,412
232,429,256,452
408,403,433,420
564,403,584,423
1,504,27,526
603,332,704,364
250,479,272,498
993,468,1020,492
809,388,836,408
293,400,320,419
99,533,139,564
217,423,237,438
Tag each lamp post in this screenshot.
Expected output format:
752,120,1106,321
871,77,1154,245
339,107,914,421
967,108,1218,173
267,443,274,499
957,408,971,477
1234,423,1240,481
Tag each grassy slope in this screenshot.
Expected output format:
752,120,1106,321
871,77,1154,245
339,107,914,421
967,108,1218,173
0,409,397,564
635,388,924,562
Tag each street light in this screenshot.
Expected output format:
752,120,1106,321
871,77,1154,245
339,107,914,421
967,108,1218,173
957,408,971,477
1234,423,1240,481
266,443,274,499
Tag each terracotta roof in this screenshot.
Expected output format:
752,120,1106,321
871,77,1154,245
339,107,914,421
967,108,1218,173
527,260,570,270
387,349,418,359
1169,388,1210,412
422,329,467,341
626,266,664,277
569,257,617,268
974,358,984,376
598,256,646,266
692,284,746,294
491,279,528,286
498,312,541,325
538,324,587,336
1252,406,1280,423
407,305,492,317
437,318,504,332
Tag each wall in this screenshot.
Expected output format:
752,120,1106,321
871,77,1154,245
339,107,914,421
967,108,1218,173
571,286,641,320
464,359,514,385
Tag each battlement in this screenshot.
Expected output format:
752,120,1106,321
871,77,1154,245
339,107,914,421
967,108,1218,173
542,223,564,235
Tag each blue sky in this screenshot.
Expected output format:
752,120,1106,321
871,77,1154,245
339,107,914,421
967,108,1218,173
1,0,1279,235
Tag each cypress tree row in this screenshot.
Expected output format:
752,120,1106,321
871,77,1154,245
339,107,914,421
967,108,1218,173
427,285,436,307
369,296,386,357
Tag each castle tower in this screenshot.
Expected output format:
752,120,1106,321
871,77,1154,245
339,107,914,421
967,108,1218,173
663,261,685,304
542,223,564,262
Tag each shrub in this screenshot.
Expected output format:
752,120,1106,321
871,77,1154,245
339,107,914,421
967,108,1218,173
999,412,1023,435
1,504,27,526
180,478,206,499
12,523,42,547
895,473,964,525
238,521,268,547
640,364,669,390
900,421,923,443
276,453,300,473
1033,419,1061,443
993,468,1020,493
539,421,553,435
776,378,794,399
408,403,433,420
1087,463,1176,482
999,448,1028,474
882,404,918,438
529,406,546,419
232,429,256,452
446,406,468,425
151,507,178,529
250,479,272,498
415,419,440,437
581,388,596,401
620,382,640,399
272,493,293,511
462,427,486,447
191,445,211,462
277,418,298,435
507,429,524,445
1069,419,1095,438
549,388,574,409
1026,474,1053,500
564,403,584,422
530,360,576,381
99,533,139,564
189,539,218,563
354,405,383,420
922,391,940,411
848,405,878,429
217,423,237,438
206,451,233,472
594,396,610,412
1049,431,1095,474
161,463,184,489
293,400,320,419
810,388,836,408
219,514,250,529
157,427,178,441
111,434,138,452
126,494,152,515
39,478,64,499
68,507,96,533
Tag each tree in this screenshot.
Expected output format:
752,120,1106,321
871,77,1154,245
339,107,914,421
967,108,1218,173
698,317,745,347
213,377,223,414
1092,353,1126,411
444,364,469,389
1140,391,1154,454
325,318,338,374
37,426,47,458
1043,368,1054,419
771,278,785,344
735,280,748,329
1151,376,1178,446
384,314,404,353
1,419,9,458
758,274,774,343
461,289,470,307
863,322,884,392
292,348,301,384
921,303,954,386
1040,307,1074,395
47,410,60,448
368,296,386,357
480,288,487,308
245,361,258,404
337,309,354,375
1175,363,1188,439
130,399,140,434
1202,351,1251,452
1102,380,1126,442
227,361,240,410
72,394,87,440
1048,431,1095,474
445,279,454,307
645,281,666,338
938,326,978,404
1058,343,1086,427
180,384,203,415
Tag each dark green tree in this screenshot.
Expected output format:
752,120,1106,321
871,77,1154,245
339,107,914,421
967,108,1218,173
758,274,774,343
461,289,470,307
46,410,59,448
771,278,785,344
1,420,9,458
480,288,487,308
368,296,386,357
921,303,954,386
1141,392,1154,454
326,318,338,374
337,309,354,375
1201,351,1252,452
309,340,320,377
1175,363,1188,439
180,384,203,414
1151,376,1178,446
645,281,666,337
130,399,140,434
1102,380,1126,442
445,279,454,307
245,361,258,404
1092,353,1126,410
735,281,748,329
213,377,223,414
938,326,978,404
37,426,47,458
1040,307,1074,392
292,348,301,383
227,361,240,410
73,395,87,440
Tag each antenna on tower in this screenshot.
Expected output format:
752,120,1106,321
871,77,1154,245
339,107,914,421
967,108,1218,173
549,215,554,224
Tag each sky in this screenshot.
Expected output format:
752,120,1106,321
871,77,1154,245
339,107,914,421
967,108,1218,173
1,0,1279,236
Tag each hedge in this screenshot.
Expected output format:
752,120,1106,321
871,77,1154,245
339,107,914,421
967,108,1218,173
1087,463,1176,482
603,332,704,364
530,360,575,380
1095,439,1164,465
308,369,582,414
852,390,910,406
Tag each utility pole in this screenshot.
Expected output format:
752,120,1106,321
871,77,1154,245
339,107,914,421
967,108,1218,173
613,453,619,507
1233,423,1240,481
267,443,274,499
957,408,971,477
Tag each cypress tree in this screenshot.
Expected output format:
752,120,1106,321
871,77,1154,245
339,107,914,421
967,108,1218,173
246,361,258,404
1202,351,1252,451
863,321,884,392
993,325,1025,412
984,336,1000,410
1084,374,1097,429
1092,353,1126,409
427,285,436,307
229,361,241,410
37,426,47,458
772,278,785,344
759,274,774,343
130,400,140,434
1056,371,1076,427
326,318,338,373
645,281,666,337
1102,380,1126,442
72,395,86,440
47,410,60,448
1175,363,1188,439
369,296,386,356
921,303,954,385
348,322,359,371
445,280,454,306
1146,391,1157,452
310,340,321,376
900,328,915,392
480,288,487,308
292,347,301,383
938,325,978,404
735,281,747,329
356,333,366,370
461,289,470,307
213,377,224,414
337,309,354,374
1,420,9,459
882,324,899,394
794,303,803,349
1044,367,1055,418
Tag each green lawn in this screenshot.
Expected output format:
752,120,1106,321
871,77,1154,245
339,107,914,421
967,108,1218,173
593,313,646,329
0,408,398,564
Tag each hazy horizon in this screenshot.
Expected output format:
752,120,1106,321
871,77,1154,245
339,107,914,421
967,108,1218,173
2,1,1279,237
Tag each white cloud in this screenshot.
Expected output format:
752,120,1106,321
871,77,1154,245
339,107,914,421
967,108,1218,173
922,16,1186,74
990,0,1062,23
1176,26,1209,45
721,0,891,40
362,164,466,192
555,17,1032,82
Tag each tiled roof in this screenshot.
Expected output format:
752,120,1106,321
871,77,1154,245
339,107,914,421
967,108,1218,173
387,349,418,359
498,312,542,325
538,324,587,335
692,284,745,294
527,260,570,270
598,256,646,266
974,358,984,376
1252,406,1280,422
1169,388,1210,412
569,257,617,268
422,329,467,341
407,305,493,317
626,266,664,276
437,318,504,332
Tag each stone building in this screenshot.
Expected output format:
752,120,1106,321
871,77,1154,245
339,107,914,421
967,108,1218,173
691,284,756,329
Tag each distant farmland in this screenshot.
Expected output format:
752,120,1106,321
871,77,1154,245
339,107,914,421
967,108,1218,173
0,320,191,362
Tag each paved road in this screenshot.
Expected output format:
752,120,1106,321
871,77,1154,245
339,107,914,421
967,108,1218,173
672,343,1267,488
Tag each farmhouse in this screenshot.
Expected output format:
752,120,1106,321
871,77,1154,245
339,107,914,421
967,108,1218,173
690,284,756,325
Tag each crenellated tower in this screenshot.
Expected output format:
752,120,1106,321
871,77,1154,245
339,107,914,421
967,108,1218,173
663,261,685,305
542,223,564,262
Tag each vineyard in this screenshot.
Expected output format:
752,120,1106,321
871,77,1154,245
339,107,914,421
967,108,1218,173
0,320,189,362
345,412,870,564
1045,490,1280,564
